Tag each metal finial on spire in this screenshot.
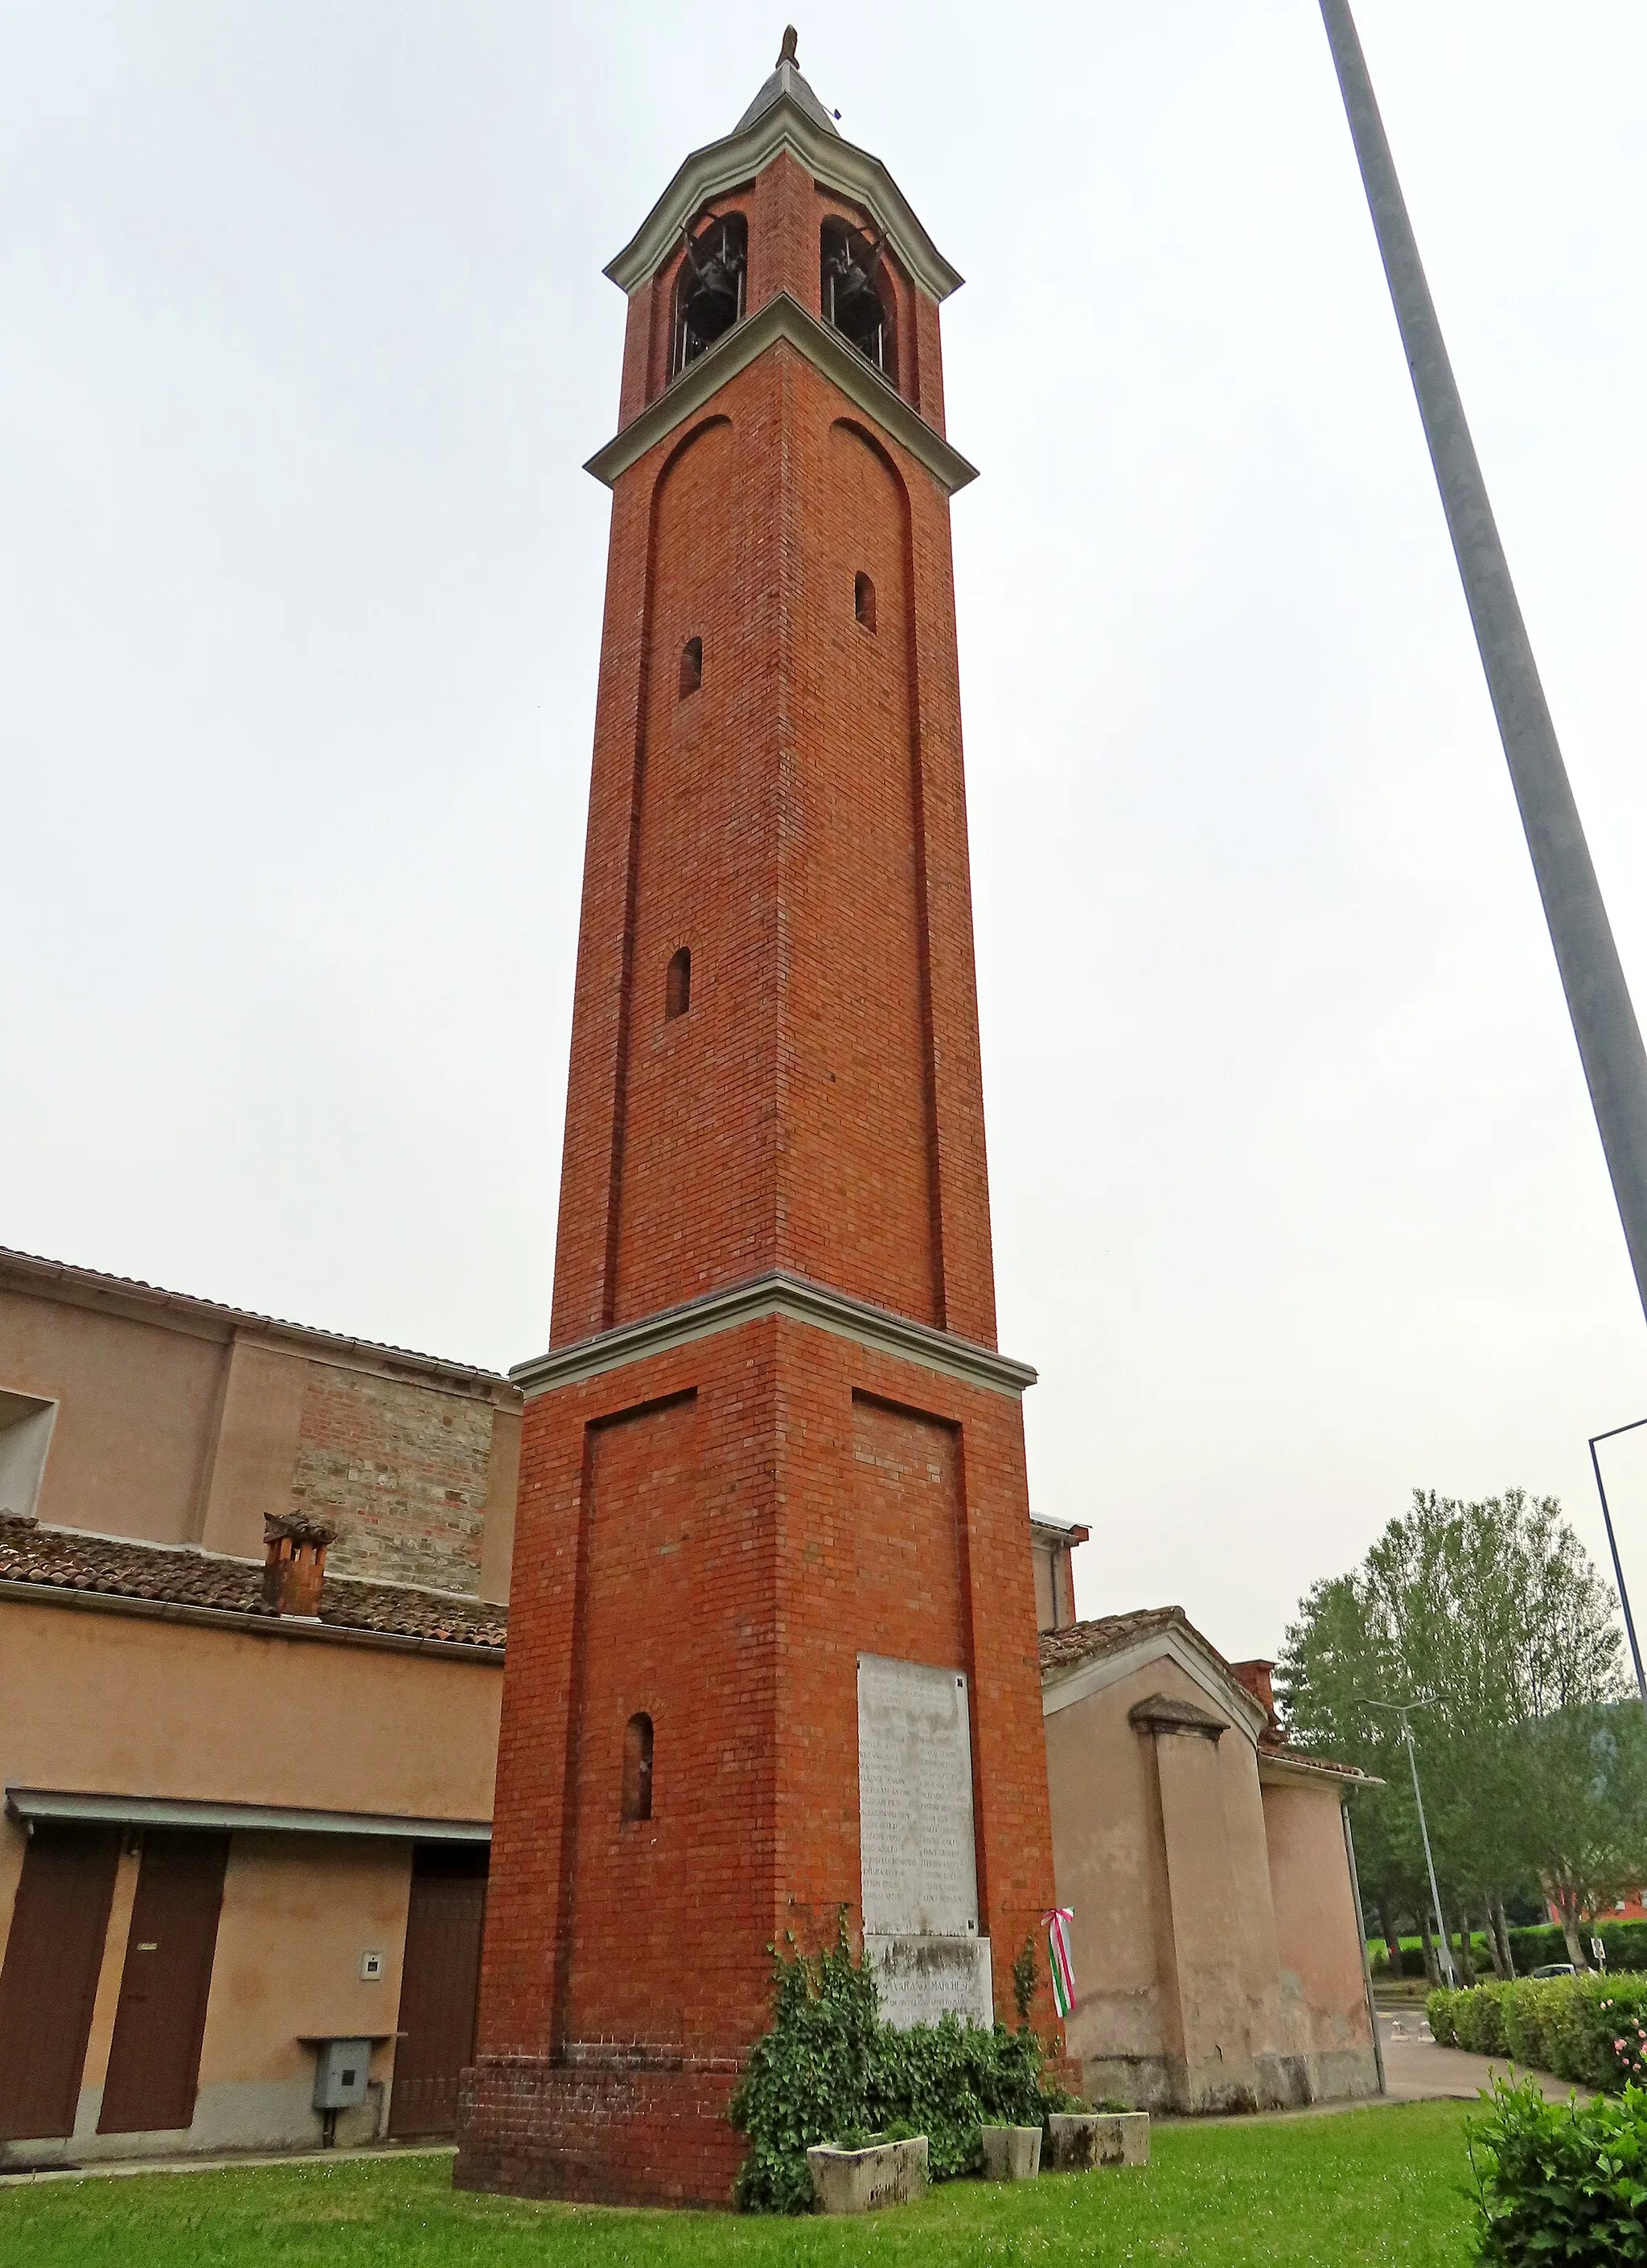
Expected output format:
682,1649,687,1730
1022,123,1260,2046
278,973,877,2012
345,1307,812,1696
778,26,799,67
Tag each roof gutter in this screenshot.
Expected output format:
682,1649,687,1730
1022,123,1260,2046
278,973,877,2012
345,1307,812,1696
6,1786,491,1842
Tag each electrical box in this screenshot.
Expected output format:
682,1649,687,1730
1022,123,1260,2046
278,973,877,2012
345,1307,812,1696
359,1950,384,1982
312,2037,372,2110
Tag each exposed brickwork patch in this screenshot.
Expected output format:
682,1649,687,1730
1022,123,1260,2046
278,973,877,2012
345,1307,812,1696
292,1365,494,1593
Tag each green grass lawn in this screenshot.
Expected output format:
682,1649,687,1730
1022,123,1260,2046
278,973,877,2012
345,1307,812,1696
0,2101,1477,2267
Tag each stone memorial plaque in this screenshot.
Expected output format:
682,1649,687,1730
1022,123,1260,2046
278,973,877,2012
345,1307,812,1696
864,1934,994,2031
856,1655,980,1937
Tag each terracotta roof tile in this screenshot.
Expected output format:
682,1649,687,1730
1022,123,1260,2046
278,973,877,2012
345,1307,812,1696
0,1514,507,1651
1262,1747,1376,1784
1038,1606,1210,1677
1039,1606,1372,1783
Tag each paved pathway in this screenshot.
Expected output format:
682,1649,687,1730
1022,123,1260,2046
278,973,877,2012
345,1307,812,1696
1378,2010,1581,2104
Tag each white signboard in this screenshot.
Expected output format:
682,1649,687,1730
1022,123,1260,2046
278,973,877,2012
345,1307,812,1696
856,1655,980,1938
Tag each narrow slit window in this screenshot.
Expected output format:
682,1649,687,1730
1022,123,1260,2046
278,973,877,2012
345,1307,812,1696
665,947,692,1020
854,572,877,632
679,637,702,697
622,1712,654,1823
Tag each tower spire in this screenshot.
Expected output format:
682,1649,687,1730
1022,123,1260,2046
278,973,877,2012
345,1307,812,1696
736,26,837,137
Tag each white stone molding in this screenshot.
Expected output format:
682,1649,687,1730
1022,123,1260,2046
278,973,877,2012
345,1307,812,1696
509,1270,1034,1401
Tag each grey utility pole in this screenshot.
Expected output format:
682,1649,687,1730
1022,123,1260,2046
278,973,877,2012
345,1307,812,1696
1315,0,1647,1329
1588,1417,1647,1712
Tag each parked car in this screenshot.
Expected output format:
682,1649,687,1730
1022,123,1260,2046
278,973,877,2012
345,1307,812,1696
1530,1962,1576,1979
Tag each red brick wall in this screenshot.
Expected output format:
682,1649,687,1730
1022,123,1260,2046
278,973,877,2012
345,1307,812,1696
849,1397,967,1674
472,1318,1058,2074
456,2058,744,2208
549,343,996,1347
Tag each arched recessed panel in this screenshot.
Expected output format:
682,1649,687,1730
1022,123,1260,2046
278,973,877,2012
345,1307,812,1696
607,410,773,1327
601,415,733,1327
787,419,939,1323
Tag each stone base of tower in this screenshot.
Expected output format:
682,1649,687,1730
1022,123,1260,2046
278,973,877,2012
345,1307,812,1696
454,2053,743,2209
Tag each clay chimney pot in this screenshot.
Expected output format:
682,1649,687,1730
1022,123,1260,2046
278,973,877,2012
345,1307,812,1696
261,1511,338,1618
1230,1659,1279,1739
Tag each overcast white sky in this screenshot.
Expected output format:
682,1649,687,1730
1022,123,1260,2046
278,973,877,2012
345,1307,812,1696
4,2,1646,1659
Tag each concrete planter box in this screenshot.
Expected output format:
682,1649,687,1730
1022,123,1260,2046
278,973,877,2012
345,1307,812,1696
1045,2110,1151,2170
807,2135,929,2214
980,2123,1042,2180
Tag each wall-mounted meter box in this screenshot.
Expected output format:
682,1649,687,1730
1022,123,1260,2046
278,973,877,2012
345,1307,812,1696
312,2037,372,2110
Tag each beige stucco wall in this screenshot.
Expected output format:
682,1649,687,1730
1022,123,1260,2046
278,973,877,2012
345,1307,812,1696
0,1596,502,2165
0,1596,503,1828
1043,1649,1377,2112
1262,1774,1378,2099
7,1831,415,2166
0,1267,522,1597
0,1285,224,1546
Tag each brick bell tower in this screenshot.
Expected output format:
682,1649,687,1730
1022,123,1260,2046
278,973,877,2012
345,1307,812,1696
456,34,1061,2208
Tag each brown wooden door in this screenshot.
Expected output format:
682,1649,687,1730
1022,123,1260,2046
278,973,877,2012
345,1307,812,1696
0,1824,120,2141
97,1831,228,2135
388,1844,487,2138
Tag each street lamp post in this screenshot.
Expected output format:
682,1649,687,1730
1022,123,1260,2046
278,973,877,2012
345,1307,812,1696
1366,1697,1456,1987
1314,0,1647,1332
1587,1420,1647,1712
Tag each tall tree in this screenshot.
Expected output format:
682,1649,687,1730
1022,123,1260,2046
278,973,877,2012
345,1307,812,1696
1277,1490,1641,1968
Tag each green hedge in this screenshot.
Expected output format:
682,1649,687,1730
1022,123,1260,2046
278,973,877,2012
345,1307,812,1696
1370,1920,1647,1979
1507,1919,1647,1975
1466,2075,1647,2262
1427,1975,1647,2089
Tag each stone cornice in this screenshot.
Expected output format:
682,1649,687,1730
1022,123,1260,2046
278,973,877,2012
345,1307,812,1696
509,1272,1035,1401
1130,1692,1227,1741
584,291,978,496
606,94,963,303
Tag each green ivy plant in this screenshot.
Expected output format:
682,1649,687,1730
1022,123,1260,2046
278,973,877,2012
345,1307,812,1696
729,1917,1078,2213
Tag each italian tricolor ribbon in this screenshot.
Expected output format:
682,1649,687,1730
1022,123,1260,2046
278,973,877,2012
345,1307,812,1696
1042,1907,1075,2019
